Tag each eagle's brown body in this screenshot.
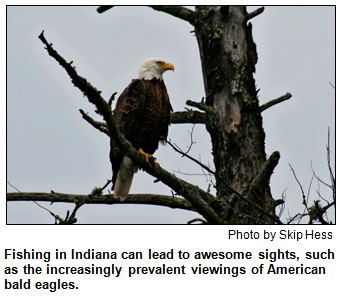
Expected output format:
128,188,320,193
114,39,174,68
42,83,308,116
110,78,172,197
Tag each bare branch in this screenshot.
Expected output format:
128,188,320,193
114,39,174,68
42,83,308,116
329,81,335,89
260,92,292,112
310,162,332,190
97,6,114,14
244,6,265,22
7,192,196,213
97,6,197,25
287,212,302,224
186,98,220,133
326,127,336,201
186,99,216,114
170,110,205,124
276,189,287,218
274,199,285,208
108,92,117,109
289,163,309,212
176,124,197,156
148,6,197,25
246,151,280,199
79,109,110,137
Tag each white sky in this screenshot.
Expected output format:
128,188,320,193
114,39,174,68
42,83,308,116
7,6,335,224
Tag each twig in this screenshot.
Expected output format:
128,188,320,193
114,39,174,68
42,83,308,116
7,181,21,193
167,139,216,179
260,92,292,112
79,109,110,137
173,124,197,157
310,162,332,189
326,127,336,201
244,6,265,22
287,212,302,224
172,168,211,177
289,163,309,213
306,170,315,204
329,81,335,89
108,92,117,109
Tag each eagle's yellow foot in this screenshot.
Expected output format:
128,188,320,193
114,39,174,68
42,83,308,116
139,148,159,169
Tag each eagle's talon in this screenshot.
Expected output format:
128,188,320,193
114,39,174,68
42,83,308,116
139,148,158,169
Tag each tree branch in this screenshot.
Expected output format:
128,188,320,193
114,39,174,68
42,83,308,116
7,192,196,213
246,151,280,199
260,92,292,112
289,163,310,216
38,31,222,224
147,6,197,25
326,127,336,201
97,6,114,14
96,6,197,25
244,6,265,22
186,99,219,133
79,109,110,137
170,110,206,124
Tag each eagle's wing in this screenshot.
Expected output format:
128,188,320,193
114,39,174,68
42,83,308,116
110,79,146,191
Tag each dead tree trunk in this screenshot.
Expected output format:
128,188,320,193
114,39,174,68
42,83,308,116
193,6,277,224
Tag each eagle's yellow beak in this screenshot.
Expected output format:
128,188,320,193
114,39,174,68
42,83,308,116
161,62,175,71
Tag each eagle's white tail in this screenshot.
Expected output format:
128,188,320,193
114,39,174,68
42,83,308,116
114,156,138,201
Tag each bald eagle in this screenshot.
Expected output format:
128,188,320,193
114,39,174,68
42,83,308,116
110,58,174,201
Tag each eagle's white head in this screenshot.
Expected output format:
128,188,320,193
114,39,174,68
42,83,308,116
138,58,175,81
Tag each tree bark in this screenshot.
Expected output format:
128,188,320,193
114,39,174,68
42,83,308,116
194,6,276,224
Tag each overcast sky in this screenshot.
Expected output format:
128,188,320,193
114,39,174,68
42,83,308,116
7,6,335,224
